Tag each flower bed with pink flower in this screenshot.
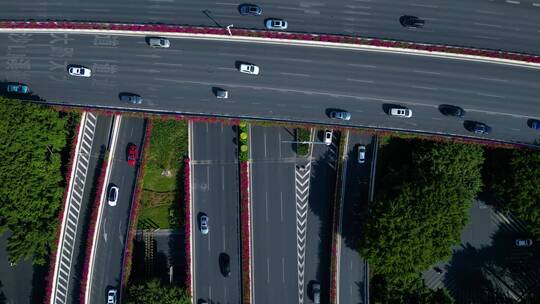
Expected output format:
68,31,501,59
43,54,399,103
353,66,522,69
239,161,251,304
1,21,539,64
43,113,82,304
183,157,192,294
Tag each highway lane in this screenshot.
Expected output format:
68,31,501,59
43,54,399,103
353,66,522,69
89,116,146,303
303,129,339,304
2,0,540,55
250,125,299,304
191,121,241,304
338,133,374,304
1,33,539,145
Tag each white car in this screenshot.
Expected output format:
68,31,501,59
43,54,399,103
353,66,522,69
324,130,333,146
68,66,91,77
239,63,260,75
389,108,412,118
108,185,119,207
107,289,117,304
265,18,288,30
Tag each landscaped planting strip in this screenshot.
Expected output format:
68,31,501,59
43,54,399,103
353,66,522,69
120,119,152,290
183,157,192,294
43,112,82,304
0,21,539,64
239,161,252,304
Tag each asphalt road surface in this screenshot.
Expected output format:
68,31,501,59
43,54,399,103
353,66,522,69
63,114,113,303
1,33,539,145
423,201,540,303
338,132,374,304
250,125,300,304
2,0,540,55
89,116,146,303
303,129,339,304
191,121,241,304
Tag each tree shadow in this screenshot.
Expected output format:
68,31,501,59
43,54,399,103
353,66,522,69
307,136,339,304
442,222,540,302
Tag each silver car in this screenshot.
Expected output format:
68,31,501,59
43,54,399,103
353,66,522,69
329,110,351,121
358,145,366,164
515,239,533,247
148,37,170,48
200,214,209,235
215,88,229,99
265,18,288,30
120,93,143,104
107,289,117,304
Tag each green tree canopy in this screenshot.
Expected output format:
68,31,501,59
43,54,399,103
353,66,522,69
124,279,190,304
0,98,76,265
490,149,540,237
361,140,484,287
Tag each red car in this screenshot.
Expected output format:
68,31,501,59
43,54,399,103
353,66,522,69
127,144,138,166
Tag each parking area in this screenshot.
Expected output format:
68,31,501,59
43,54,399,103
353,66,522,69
423,200,540,303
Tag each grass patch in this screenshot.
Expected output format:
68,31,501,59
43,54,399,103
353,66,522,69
296,128,310,156
139,119,188,229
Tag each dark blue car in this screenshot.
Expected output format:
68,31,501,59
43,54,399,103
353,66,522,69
530,119,540,130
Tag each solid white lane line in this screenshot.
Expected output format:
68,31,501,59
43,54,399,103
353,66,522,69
267,258,270,283
264,132,267,158
221,166,225,191
410,3,439,8
265,191,269,223
346,78,374,84
280,72,310,77
222,227,226,251
280,192,284,222
473,22,503,28
282,257,286,283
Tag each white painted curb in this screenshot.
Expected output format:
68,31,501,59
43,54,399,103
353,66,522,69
0,28,539,70
334,130,350,304
50,111,87,304
84,114,122,304
188,121,195,303
247,124,254,304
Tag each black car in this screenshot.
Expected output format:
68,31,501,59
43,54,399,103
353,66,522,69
399,15,425,28
219,253,231,277
439,105,465,118
119,93,143,104
239,4,262,16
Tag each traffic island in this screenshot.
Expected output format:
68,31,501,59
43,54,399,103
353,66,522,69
238,122,252,304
